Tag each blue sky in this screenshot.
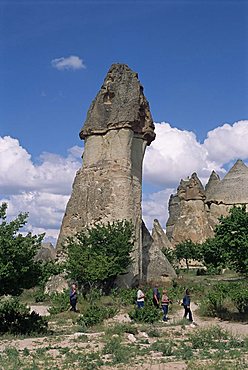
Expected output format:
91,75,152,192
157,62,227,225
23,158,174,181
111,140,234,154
0,0,248,242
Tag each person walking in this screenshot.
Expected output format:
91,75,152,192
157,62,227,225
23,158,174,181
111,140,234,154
161,289,172,321
136,288,145,308
182,288,193,322
70,283,78,312
152,285,160,308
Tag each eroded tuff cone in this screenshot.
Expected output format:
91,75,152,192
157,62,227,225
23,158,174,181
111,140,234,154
166,160,248,246
166,173,213,245
80,64,155,145
142,219,177,282
56,64,155,287
206,160,248,204
205,170,220,193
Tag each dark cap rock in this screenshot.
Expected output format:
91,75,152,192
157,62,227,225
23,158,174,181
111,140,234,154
80,63,155,145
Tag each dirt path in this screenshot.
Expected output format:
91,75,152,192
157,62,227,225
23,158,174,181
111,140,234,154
173,302,248,337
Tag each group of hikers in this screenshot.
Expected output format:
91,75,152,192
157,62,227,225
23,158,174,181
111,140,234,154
137,286,193,323
69,283,193,324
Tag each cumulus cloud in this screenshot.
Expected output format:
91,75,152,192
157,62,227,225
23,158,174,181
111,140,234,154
51,55,86,70
143,122,222,188
142,189,174,230
203,120,248,164
0,136,82,244
0,136,82,195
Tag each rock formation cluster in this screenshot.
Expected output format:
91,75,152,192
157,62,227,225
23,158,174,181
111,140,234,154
56,64,176,286
166,160,248,245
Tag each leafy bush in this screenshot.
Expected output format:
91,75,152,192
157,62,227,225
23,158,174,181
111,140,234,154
199,281,248,317
77,304,118,327
199,283,229,317
111,288,137,305
0,203,44,296
129,304,162,324
34,289,47,303
38,261,65,288
48,290,70,314
0,298,47,334
199,206,248,274
65,220,134,291
229,283,248,313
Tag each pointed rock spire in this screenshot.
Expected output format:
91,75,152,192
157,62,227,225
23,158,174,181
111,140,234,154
205,170,220,193
206,160,248,204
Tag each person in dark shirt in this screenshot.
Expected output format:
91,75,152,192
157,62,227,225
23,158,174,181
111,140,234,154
152,285,160,308
182,288,193,322
70,283,78,312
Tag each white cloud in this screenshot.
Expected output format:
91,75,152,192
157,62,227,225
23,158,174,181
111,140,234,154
203,120,248,164
51,55,86,70
142,189,174,231
143,122,222,188
0,136,82,245
0,137,82,195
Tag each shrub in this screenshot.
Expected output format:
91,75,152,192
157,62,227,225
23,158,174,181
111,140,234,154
48,290,70,314
0,203,44,296
34,290,47,303
65,220,134,291
199,283,229,317
77,304,118,327
129,304,162,324
0,298,47,335
111,288,137,305
230,284,248,313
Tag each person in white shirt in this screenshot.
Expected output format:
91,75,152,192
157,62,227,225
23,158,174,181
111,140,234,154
137,288,145,308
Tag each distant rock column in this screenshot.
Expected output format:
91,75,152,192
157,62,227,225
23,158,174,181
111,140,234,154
56,64,155,287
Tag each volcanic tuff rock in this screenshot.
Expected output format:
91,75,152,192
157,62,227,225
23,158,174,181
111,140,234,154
56,64,161,286
142,220,176,282
34,242,56,262
166,160,248,245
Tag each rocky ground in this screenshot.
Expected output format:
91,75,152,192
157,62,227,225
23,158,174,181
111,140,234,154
0,300,247,370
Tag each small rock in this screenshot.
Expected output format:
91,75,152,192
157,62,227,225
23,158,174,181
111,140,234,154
127,333,136,343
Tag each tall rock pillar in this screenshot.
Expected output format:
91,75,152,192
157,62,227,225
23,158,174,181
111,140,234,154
56,64,155,286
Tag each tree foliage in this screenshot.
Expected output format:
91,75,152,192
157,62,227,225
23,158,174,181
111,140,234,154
0,203,44,295
200,206,248,274
65,220,134,289
174,240,200,270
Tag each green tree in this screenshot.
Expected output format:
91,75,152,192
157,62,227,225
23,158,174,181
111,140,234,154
65,220,134,290
200,206,248,274
0,203,44,295
175,240,200,270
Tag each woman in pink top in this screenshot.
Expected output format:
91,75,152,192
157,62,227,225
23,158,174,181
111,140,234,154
161,289,171,321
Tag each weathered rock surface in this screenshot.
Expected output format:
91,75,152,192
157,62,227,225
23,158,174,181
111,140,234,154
56,64,156,286
34,242,56,262
44,274,69,295
166,160,248,245
143,219,177,282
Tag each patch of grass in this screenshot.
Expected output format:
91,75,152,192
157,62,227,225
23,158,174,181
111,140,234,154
105,323,138,336
150,339,174,356
174,342,193,360
188,326,240,350
103,336,135,364
146,327,161,337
